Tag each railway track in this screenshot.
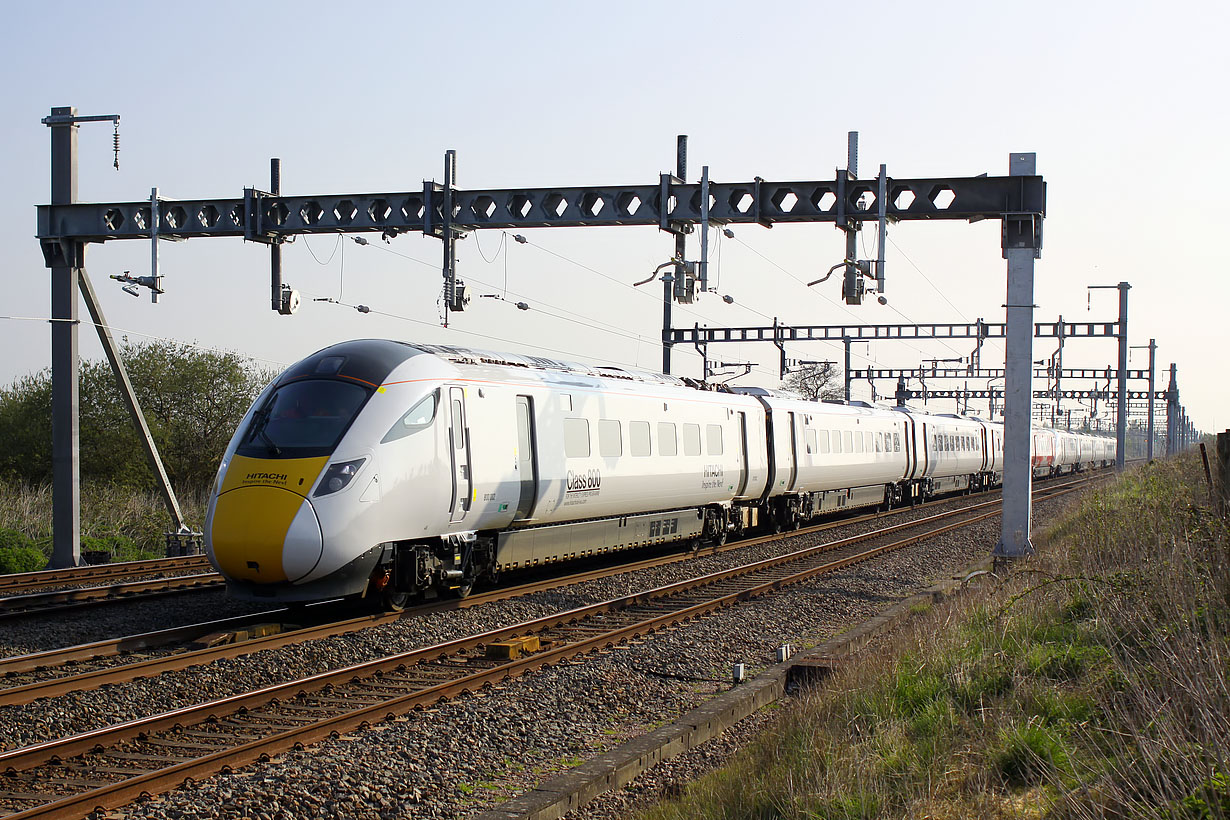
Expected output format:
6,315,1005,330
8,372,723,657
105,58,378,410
0,573,224,623
0,556,211,597
0,477,1089,819
0,474,1104,707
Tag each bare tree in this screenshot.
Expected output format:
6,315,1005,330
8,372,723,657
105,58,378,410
781,363,844,402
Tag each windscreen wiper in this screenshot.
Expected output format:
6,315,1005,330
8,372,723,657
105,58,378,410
246,394,282,456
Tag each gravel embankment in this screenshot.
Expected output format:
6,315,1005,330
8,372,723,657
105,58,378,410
64,491,1083,820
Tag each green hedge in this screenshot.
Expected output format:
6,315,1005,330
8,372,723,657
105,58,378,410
0,528,46,573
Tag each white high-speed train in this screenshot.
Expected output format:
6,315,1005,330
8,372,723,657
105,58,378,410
204,340,1113,608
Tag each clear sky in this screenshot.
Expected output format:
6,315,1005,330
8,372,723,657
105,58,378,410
2,1,1226,433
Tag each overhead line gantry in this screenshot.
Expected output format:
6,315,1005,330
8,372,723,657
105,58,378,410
40,108,1047,566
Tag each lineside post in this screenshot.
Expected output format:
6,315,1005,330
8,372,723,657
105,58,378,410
1217,430,1229,515
45,107,82,569
994,152,1042,560
1166,364,1179,456
1146,339,1156,461
1115,282,1129,468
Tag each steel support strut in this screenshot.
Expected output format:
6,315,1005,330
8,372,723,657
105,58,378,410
994,153,1042,559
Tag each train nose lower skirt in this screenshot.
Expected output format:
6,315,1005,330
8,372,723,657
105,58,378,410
210,486,324,583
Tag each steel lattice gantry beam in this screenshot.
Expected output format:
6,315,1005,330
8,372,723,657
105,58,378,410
848,367,1149,380
669,319,1116,345
899,389,1167,400
37,174,1046,244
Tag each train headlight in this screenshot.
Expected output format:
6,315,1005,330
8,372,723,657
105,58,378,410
314,458,366,497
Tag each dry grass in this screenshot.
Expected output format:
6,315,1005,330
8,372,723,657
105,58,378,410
0,478,209,560
639,452,1230,820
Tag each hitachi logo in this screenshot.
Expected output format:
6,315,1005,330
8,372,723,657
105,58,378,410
245,472,288,482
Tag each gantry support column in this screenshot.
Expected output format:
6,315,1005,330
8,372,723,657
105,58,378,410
1115,282,1129,468
1166,364,1179,456
1145,339,1156,461
994,153,1042,559
843,336,853,403
662,136,687,374
45,107,83,568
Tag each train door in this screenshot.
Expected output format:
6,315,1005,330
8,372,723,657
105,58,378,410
735,411,749,497
920,422,931,476
902,419,915,479
513,396,538,520
448,387,472,523
786,412,799,491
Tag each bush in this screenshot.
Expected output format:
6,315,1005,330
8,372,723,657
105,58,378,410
0,528,46,573
0,340,273,493
80,533,159,563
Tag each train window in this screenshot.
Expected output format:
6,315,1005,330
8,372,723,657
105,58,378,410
894,432,901,452
381,390,438,443
805,429,817,455
658,422,678,456
854,433,864,453
706,424,723,455
842,431,853,453
630,421,651,456
683,423,701,456
239,378,371,459
875,432,883,453
451,399,465,450
866,432,873,451
819,430,831,454
831,430,842,454
564,418,590,458
598,419,622,457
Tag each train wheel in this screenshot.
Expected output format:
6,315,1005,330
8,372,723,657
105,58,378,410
381,589,413,612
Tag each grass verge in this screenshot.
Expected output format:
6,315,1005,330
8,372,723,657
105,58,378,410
638,452,1230,820
0,478,207,565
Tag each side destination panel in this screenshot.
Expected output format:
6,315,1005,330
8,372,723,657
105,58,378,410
496,509,704,571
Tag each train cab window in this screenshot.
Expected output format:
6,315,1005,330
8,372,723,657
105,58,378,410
239,378,371,459
658,422,678,456
706,424,723,455
683,423,701,456
564,418,590,458
630,421,651,456
819,430,831,454
805,429,818,455
842,431,853,453
381,390,438,443
598,419,622,457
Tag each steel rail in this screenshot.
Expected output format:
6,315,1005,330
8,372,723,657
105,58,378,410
0,556,210,596
0,574,224,622
0,481,1087,819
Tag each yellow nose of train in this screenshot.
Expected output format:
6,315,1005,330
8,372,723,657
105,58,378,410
210,455,330,583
